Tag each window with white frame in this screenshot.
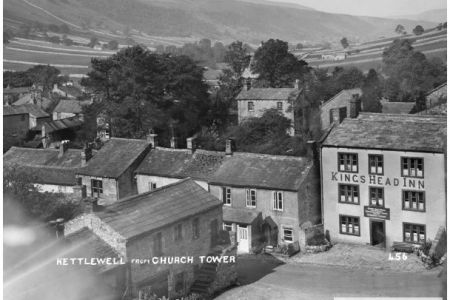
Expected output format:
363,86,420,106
273,191,283,211
246,189,257,208
222,187,231,206
338,153,358,172
401,157,424,178
283,226,293,242
91,179,103,197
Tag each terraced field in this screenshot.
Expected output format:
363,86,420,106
3,38,115,76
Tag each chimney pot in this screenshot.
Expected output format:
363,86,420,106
170,137,178,149
81,143,93,167
147,132,158,148
245,78,251,91
58,140,69,158
349,95,361,119
225,139,234,155
187,137,196,153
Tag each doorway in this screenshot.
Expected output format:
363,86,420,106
370,219,385,247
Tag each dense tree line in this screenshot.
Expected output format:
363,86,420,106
80,46,212,146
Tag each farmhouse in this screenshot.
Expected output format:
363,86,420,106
76,138,151,205
320,88,362,130
236,80,305,136
321,113,446,248
65,179,230,299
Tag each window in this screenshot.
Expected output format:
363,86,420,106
338,184,359,204
222,187,231,206
340,215,360,236
148,182,157,192
174,223,183,241
175,272,185,293
21,114,26,121
401,157,424,178
91,179,103,197
403,191,425,211
223,222,233,232
273,191,283,211
248,101,254,112
246,189,257,207
192,218,200,239
338,153,358,173
403,223,425,243
283,226,293,242
369,155,383,175
276,102,283,111
153,232,163,256
369,187,384,207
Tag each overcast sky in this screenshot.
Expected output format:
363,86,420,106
267,0,447,17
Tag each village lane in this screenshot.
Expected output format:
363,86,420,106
215,260,443,300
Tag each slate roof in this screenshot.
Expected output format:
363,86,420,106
223,206,260,224
3,104,49,118
210,153,313,191
77,138,151,178
236,88,301,101
96,179,222,240
43,116,84,133
4,147,82,167
381,101,416,114
58,85,84,98
13,95,52,110
53,100,90,114
4,147,85,186
135,148,225,181
321,88,362,108
427,82,447,96
322,113,447,153
64,227,122,273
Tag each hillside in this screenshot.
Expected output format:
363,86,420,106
391,9,446,23
4,0,437,45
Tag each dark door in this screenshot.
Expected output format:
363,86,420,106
370,220,385,247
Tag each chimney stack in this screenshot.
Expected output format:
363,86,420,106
295,79,301,90
81,143,93,167
349,94,361,119
306,140,318,161
58,140,69,158
245,78,251,91
225,139,234,156
170,137,178,149
146,130,158,148
187,137,196,153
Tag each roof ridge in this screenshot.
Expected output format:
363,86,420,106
109,137,150,143
233,151,308,161
154,147,192,153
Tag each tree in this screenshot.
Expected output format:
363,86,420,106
395,24,405,34
413,25,424,35
4,31,12,44
81,46,211,145
62,37,74,46
48,36,61,44
361,69,382,112
224,41,251,76
333,67,365,89
295,43,304,50
340,37,349,49
252,39,310,87
107,40,119,50
26,65,61,93
88,36,99,48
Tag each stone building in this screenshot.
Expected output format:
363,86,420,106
319,88,362,130
52,99,91,120
236,81,305,136
76,138,151,205
135,137,321,254
3,143,93,194
65,179,229,299
426,82,447,109
321,113,446,248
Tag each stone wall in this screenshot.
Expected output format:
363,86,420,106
209,246,238,295
430,226,446,261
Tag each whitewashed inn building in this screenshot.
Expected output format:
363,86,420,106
321,113,446,248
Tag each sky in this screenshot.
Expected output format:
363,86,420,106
267,0,447,17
